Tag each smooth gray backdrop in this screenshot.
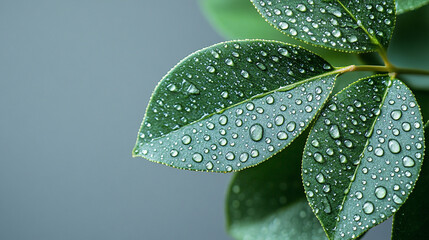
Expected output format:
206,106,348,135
0,1,391,239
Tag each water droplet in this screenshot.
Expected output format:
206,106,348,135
316,173,325,183
192,153,203,163
241,70,249,78
249,124,264,142
211,50,219,58
375,186,387,199
374,148,384,157
287,122,296,132
391,110,402,120
225,58,234,66
332,29,341,38
277,131,288,140
170,149,179,157
347,35,358,43
167,83,178,92
225,165,233,172
182,135,192,145
251,149,259,158
402,122,411,132
207,65,216,73
275,115,285,126
205,161,213,170
221,91,229,99
340,154,347,164
329,125,341,139
266,96,274,104
393,194,403,204
402,156,415,167
363,202,374,214
314,152,324,163
219,115,228,125
388,139,401,154
311,139,320,148
256,62,266,70
279,21,289,30
278,48,290,57
297,4,307,12
226,152,235,161
240,153,249,162
344,140,353,148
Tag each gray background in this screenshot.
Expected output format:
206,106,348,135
0,1,391,239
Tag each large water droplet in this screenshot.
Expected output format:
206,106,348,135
287,122,296,132
314,152,324,163
393,194,403,204
219,115,228,125
241,70,249,78
402,122,411,132
205,161,213,170
275,115,285,126
363,202,374,214
240,153,249,162
192,153,203,163
316,173,325,183
277,131,288,140
374,148,384,157
278,21,289,30
226,152,235,161
249,124,264,142
402,156,415,167
329,125,340,139
182,135,192,145
388,139,401,154
391,110,402,120
375,186,387,199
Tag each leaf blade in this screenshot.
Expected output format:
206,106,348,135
302,75,425,239
251,0,396,52
391,128,429,239
396,0,429,14
226,133,328,240
133,40,337,172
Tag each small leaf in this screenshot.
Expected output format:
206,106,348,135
226,133,328,240
396,0,429,14
251,0,396,52
302,75,425,239
392,129,429,239
198,0,362,67
133,40,337,172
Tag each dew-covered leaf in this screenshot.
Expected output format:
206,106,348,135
133,40,337,172
198,0,362,67
396,0,429,14
302,75,425,239
391,128,429,239
251,0,396,52
226,133,328,240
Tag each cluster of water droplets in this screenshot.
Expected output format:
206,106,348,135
136,41,332,145
253,0,395,51
302,76,424,239
137,77,333,172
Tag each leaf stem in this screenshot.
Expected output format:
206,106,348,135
335,65,429,76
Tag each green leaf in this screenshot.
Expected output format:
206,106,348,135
302,75,425,239
198,0,287,41
133,40,337,172
396,0,429,14
251,0,396,52
198,0,362,67
226,132,328,240
391,129,429,239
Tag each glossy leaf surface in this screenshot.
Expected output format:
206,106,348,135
302,75,425,239
251,0,396,52
226,133,327,239
391,128,429,239
198,0,362,67
133,40,337,172
396,0,429,13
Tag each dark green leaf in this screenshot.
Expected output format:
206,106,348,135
251,0,396,52
198,0,362,67
226,133,328,239
396,0,429,14
133,40,337,172
391,128,429,239
302,75,425,239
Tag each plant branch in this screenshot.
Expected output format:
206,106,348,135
335,65,429,76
